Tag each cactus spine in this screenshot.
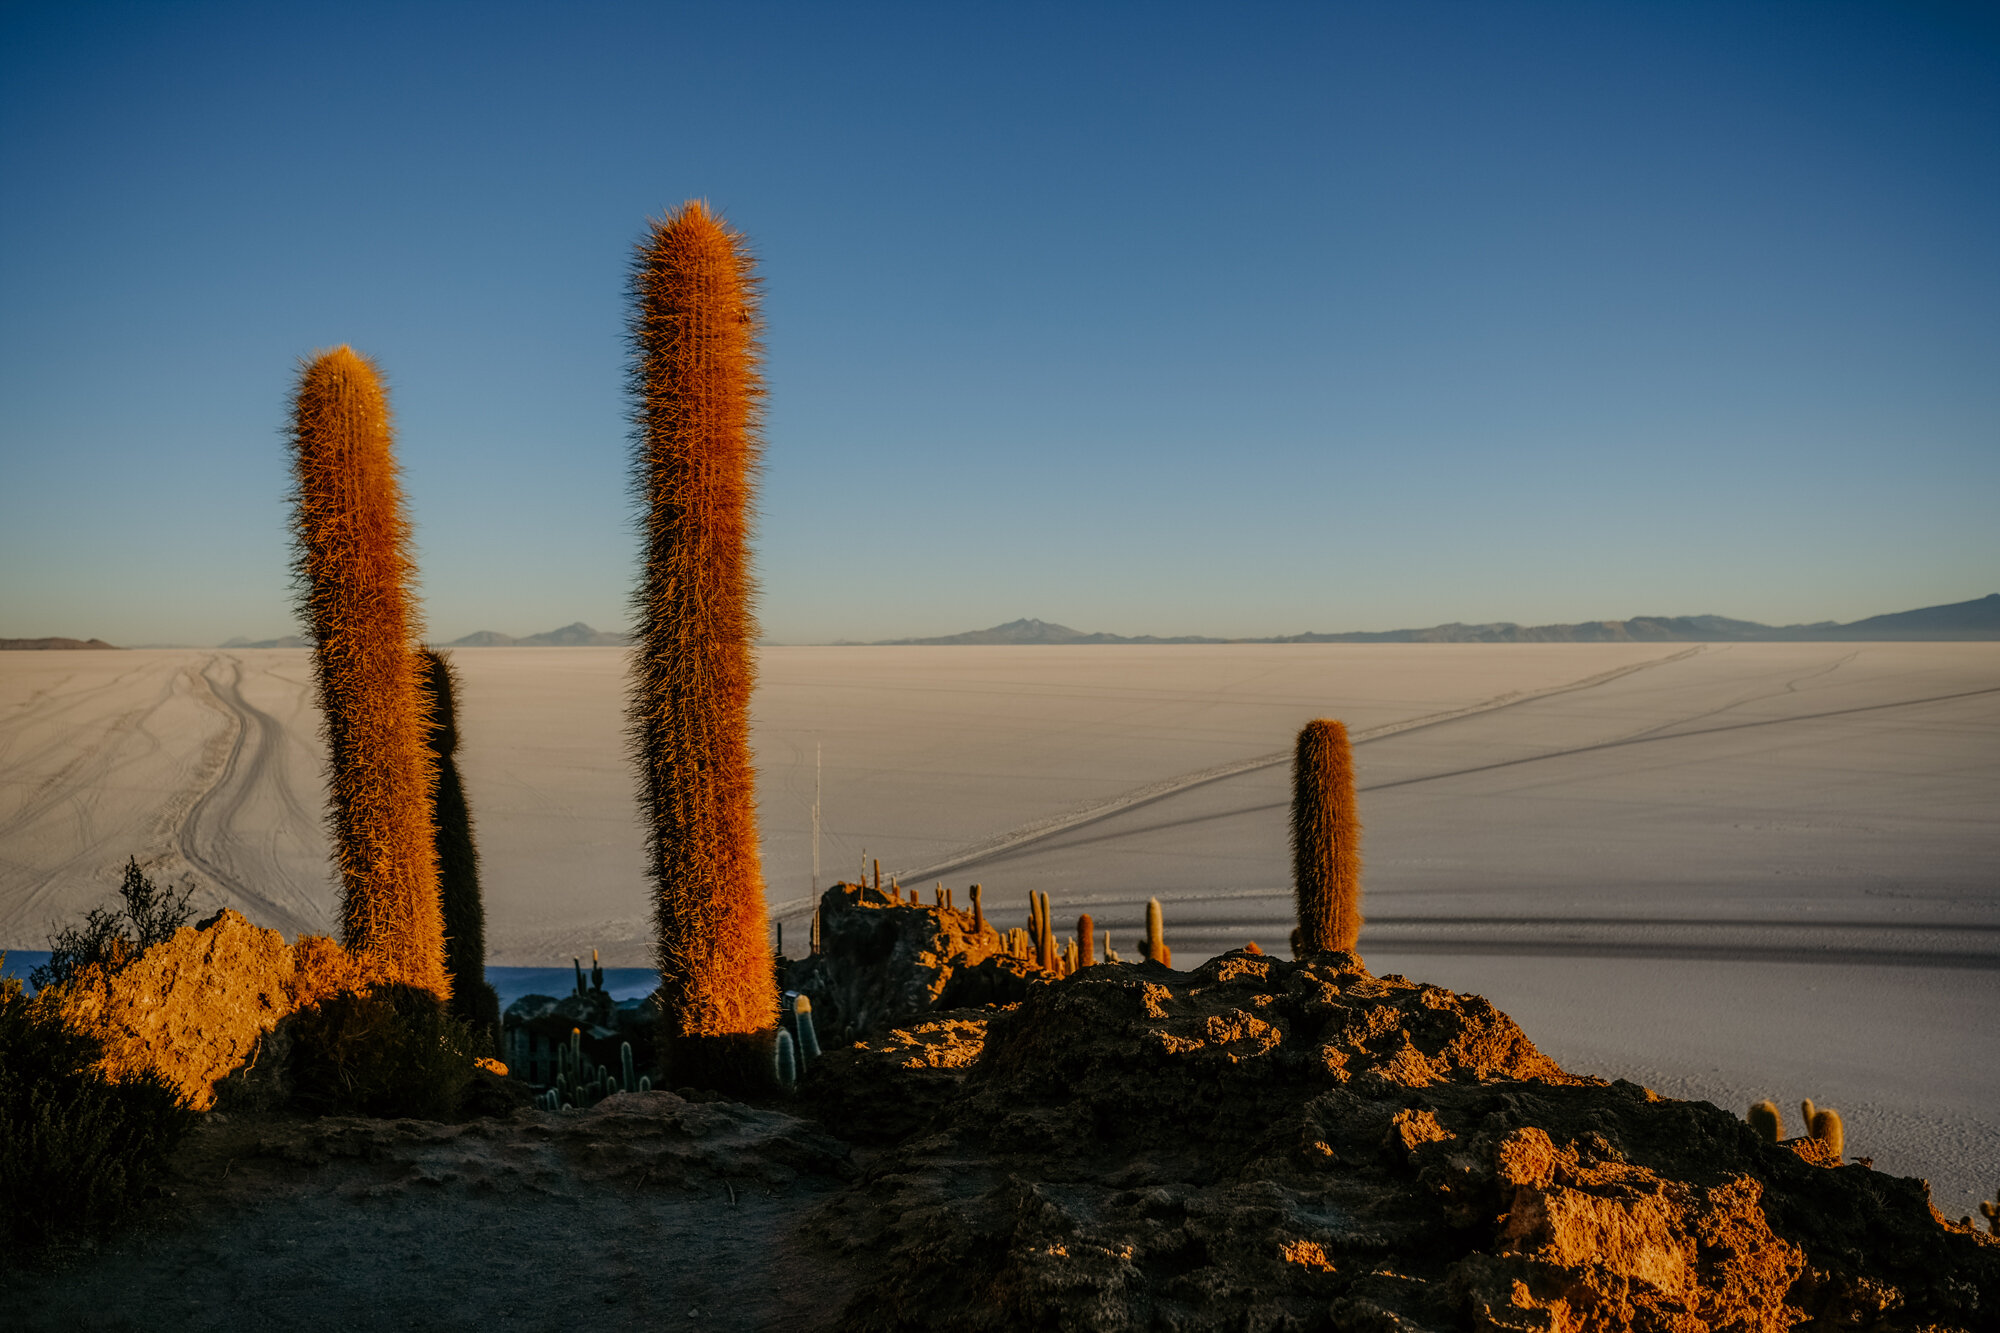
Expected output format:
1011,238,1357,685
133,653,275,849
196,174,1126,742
288,346,445,997
1140,897,1173,968
1291,718,1362,956
627,202,775,1085
1747,1100,1781,1144
418,648,496,1031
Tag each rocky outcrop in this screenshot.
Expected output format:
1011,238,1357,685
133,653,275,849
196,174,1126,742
782,882,1039,1043
798,949,1998,1332
48,910,389,1110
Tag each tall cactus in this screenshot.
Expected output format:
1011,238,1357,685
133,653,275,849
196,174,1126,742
1290,718,1363,955
418,648,497,1032
627,202,775,1084
288,347,445,998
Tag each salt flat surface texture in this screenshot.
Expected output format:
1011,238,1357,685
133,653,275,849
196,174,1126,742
2,643,1995,1210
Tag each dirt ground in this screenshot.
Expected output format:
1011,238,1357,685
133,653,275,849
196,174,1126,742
3,1093,861,1332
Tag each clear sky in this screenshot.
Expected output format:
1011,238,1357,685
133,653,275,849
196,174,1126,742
2,2,1995,646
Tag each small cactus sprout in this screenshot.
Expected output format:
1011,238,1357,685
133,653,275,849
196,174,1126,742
639,1075,652,1093
945,886,954,911
1141,897,1173,968
794,993,821,1062
1810,1108,1844,1161
1747,1100,1782,1143
1979,1191,1998,1235
775,1028,797,1090
873,859,881,892
1800,1098,1816,1133
621,1041,636,1094
971,883,986,935
1077,914,1094,970
1063,937,1078,974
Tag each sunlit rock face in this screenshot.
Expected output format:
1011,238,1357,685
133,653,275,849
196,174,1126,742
798,949,1998,1332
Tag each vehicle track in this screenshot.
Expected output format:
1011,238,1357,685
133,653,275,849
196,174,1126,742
891,646,1707,883
175,657,326,936
954,682,2000,865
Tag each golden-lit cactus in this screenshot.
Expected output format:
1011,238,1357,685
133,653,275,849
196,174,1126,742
1291,718,1363,955
1747,1100,1782,1144
1140,897,1173,968
418,648,497,1033
288,347,445,998
1810,1107,1845,1161
1076,914,1094,970
626,202,774,1083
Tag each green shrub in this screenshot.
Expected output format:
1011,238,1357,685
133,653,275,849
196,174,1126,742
286,982,478,1119
0,965,194,1260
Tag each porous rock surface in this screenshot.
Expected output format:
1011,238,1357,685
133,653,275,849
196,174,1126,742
783,881,1038,1043
798,950,1998,1332
49,909,303,1110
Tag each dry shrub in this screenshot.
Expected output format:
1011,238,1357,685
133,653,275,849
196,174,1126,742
285,981,477,1120
0,969,194,1259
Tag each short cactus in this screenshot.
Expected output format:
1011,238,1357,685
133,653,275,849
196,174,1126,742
1747,1100,1782,1144
1140,897,1173,968
970,883,986,936
1979,1191,1997,1235
1810,1108,1844,1161
794,993,821,1062
1076,914,1094,970
775,1028,797,1090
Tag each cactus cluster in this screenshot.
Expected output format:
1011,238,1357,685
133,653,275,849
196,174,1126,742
1744,1096,1845,1161
535,1030,651,1111
771,992,820,1091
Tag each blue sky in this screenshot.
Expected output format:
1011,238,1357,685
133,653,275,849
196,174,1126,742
2,2,1995,645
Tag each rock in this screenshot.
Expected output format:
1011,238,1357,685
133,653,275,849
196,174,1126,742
49,910,303,1110
804,949,2000,1332
783,882,1039,1042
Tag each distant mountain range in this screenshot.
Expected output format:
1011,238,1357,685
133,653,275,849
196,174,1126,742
0,637,120,651
441,622,631,647
18,597,1995,653
871,593,2000,645
205,622,632,650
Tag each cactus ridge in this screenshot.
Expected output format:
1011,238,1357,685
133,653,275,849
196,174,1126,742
1291,718,1363,956
626,202,775,1048
288,346,445,997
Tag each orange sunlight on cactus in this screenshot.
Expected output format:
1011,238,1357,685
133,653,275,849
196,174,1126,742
289,346,446,999
627,202,775,1066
